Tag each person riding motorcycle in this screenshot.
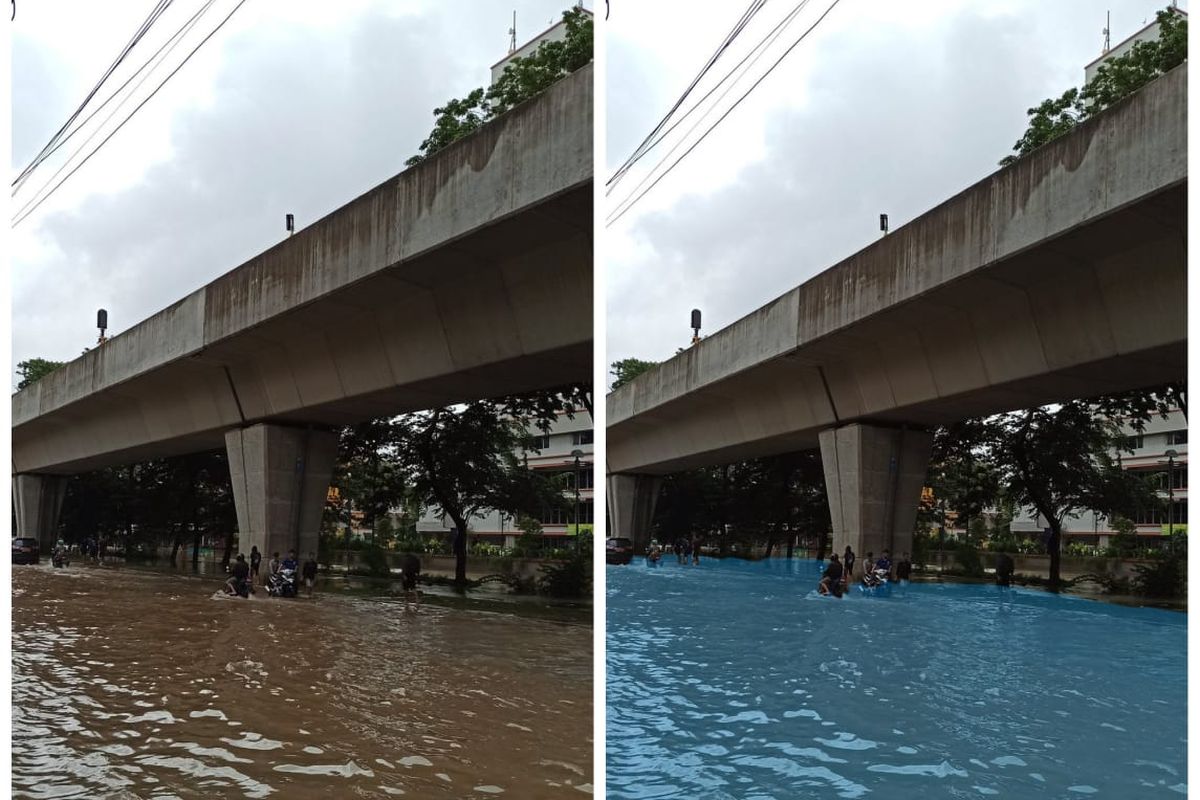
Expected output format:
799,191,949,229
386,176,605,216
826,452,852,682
52,540,69,568
225,554,252,598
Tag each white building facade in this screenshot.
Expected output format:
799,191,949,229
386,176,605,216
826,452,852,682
415,410,595,547
1010,409,1187,547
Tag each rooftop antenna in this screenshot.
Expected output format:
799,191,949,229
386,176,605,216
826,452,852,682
508,10,516,53
690,308,702,345
1102,10,1110,53
286,213,295,237
97,308,108,345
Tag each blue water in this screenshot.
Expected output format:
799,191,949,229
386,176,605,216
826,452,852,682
606,558,1186,799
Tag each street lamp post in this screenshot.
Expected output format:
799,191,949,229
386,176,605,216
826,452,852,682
570,449,584,552
1165,449,1178,551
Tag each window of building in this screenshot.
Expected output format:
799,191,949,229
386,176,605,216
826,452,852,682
540,505,569,525
1166,430,1188,446
526,434,550,451
572,430,594,446
560,468,595,490
1120,433,1144,451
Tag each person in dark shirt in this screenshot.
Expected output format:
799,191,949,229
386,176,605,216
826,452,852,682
819,554,844,597
281,550,299,573
226,554,251,597
995,552,1015,588
301,552,318,598
401,553,422,606
249,546,262,585
843,545,856,585
895,552,913,582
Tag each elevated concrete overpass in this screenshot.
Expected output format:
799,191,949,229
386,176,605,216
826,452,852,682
14,64,593,558
608,65,1186,558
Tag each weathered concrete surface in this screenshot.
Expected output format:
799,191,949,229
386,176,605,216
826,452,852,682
608,65,1186,476
14,63,593,476
225,424,337,565
12,474,67,551
607,474,662,551
819,424,933,564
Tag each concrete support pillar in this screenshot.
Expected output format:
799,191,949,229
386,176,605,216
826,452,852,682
12,474,68,552
225,424,338,563
607,473,662,552
819,423,933,562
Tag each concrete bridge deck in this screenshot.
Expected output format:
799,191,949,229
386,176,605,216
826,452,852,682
607,65,1186,557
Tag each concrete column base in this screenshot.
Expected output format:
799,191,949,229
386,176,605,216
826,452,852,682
13,474,68,551
225,424,338,563
607,473,662,552
819,423,933,563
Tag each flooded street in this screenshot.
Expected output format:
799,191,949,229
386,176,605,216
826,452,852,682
13,564,592,799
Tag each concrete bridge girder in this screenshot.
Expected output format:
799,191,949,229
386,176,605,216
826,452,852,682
819,424,933,565
225,424,338,564
12,474,68,552
607,474,662,552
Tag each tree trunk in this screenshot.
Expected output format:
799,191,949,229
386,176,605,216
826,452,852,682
221,533,233,570
1047,518,1063,591
786,535,794,560
191,526,202,567
816,528,828,561
448,511,469,586
169,533,182,565
764,528,776,559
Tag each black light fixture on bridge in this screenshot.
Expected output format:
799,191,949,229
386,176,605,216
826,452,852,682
880,213,889,235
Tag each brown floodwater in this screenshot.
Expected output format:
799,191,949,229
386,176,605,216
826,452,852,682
12,563,592,798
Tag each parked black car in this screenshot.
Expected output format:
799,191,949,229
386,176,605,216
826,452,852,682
12,537,40,565
606,537,634,565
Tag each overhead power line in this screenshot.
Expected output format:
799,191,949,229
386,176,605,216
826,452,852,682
14,0,175,190
13,0,220,198
606,0,813,221
607,0,844,228
608,0,813,199
12,0,220,221
607,0,767,192
13,0,251,229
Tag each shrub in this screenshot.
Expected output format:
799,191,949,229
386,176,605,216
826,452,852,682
361,544,393,578
954,543,984,578
537,549,591,598
1131,555,1185,598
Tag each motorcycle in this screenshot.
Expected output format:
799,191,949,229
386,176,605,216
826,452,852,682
267,568,299,598
859,568,891,594
52,548,69,568
223,576,251,598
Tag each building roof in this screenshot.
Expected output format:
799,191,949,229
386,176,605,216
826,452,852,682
1084,6,1186,71
490,6,593,70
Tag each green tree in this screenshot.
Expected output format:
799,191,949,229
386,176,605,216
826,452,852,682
406,7,593,166
1001,8,1186,165
986,401,1164,589
609,357,658,390
396,398,569,585
16,357,65,389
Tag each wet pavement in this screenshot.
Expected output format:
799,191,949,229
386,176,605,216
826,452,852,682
12,563,592,798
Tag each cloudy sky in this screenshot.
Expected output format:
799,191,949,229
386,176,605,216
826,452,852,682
10,0,576,384
605,0,1181,384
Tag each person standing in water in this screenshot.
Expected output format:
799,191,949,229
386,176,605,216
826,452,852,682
843,545,856,585
301,552,318,598
249,546,262,586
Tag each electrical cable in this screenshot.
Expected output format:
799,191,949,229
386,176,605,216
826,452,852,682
14,0,174,189
606,0,843,228
608,0,766,191
14,0,219,198
608,0,812,197
607,0,811,222
13,0,250,228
